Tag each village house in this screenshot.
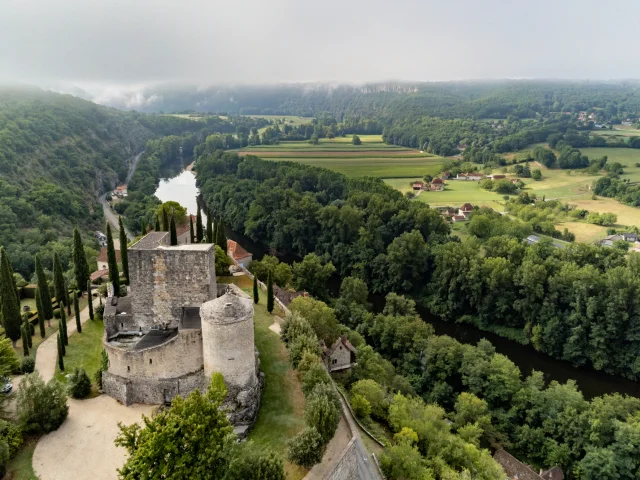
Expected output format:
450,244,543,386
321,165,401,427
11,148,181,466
493,449,564,480
456,173,468,180
457,172,483,181
112,185,128,198
511,178,521,185
175,215,197,244
451,215,467,223
600,232,639,247
430,177,444,191
97,246,121,271
458,203,474,217
489,174,506,180
322,336,357,372
442,171,450,180
412,180,426,190
95,231,107,247
227,239,253,268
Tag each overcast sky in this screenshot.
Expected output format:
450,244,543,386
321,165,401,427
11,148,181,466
1,0,639,89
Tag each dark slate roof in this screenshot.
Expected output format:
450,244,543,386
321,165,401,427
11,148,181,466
134,328,178,351
130,232,169,250
493,449,542,480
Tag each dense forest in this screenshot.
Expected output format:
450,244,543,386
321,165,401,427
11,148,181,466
196,153,640,383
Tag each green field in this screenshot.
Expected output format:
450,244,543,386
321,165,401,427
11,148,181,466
240,115,314,134
243,136,444,178
591,128,640,137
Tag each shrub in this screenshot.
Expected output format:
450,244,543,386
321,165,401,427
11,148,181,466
301,362,331,396
351,379,387,420
309,382,341,411
225,449,285,480
351,393,371,419
287,427,325,468
21,357,35,374
94,349,109,390
0,419,22,458
305,394,340,443
297,351,322,376
0,337,20,376
288,334,321,368
95,304,105,319
68,368,91,399
16,373,68,433
53,308,61,319
281,313,315,344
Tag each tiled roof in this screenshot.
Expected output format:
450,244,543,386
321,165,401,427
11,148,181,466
227,239,252,260
97,247,121,264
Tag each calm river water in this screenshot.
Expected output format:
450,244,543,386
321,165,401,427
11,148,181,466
154,170,640,400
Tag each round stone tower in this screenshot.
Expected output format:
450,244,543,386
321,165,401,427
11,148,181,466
200,290,258,391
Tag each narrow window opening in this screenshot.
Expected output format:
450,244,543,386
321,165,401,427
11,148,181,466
127,366,130,372
149,359,152,365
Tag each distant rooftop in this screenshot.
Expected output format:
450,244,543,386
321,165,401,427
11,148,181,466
130,232,169,250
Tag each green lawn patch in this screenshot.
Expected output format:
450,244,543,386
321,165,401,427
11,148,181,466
54,318,105,397
4,436,38,480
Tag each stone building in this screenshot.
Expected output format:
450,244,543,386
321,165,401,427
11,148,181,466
322,335,357,372
102,231,262,435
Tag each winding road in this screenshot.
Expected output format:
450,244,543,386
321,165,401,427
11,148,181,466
99,151,143,241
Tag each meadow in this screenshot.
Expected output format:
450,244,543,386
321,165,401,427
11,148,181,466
240,115,314,134
242,135,445,178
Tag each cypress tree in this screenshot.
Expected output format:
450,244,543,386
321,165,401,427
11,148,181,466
267,271,274,313
52,252,68,311
155,216,161,232
87,280,94,320
212,218,218,245
0,248,21,347
21,324,29,356
36,288,46,338
162,207,169,232
189,216,195,244
60,308,68,346
216,219,228,252
119,216,129,285
35,254,54,321
106,224,120,297
196,205,204,242
253,275,259,304
73,228,90,293
170,217,178,246
57,333,64,370
65,279,71,316
5,254,19,304
74,290,82,333
206,209,213,243
23,313,33,348
140,219,146,236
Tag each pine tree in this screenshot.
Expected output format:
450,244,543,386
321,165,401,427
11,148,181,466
170,217,178,246
162,207,169,232
253,275,259,305
73,228,90,293
36,288,46,338
189,216,195,244
106,224,120,297
87,280,94,320
0,248,21,346
155,216,161,232
23,313,33,348
74,290,82,333
267,271,274,313
57,333,65,370
35,254,54,321
119,216,130,285
21,324,29,357
216,219,228,252
60,308,68,347
52,252,68,312
206,208,213,243
196,205,204,242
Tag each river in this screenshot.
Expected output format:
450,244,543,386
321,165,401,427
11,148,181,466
154,169,640,400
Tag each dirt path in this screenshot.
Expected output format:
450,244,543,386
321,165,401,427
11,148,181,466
32,396,154,480
35,296,98,382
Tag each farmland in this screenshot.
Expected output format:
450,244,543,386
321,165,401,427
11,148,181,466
241,135,445,178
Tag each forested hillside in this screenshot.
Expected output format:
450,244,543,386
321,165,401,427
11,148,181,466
0,88,229,277
106,81,640,121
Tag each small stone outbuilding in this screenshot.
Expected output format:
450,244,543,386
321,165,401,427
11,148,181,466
322,336,357,372
493,449,564,480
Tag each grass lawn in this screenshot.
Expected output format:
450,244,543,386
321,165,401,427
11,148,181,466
591,128,640,137
411,180,509,211
218,276,307,480
54,318,105,397
3,436,38,480
555,221,610,243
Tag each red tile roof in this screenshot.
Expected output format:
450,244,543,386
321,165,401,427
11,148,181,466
431,177,444,184
90,269,109,281
461,203,474,211
97,247,120,264
227,239,252,261
175,215,196,237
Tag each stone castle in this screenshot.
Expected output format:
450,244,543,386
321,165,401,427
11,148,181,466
102,231,262,434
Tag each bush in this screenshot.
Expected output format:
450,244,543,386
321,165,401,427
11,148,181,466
281,313,315,344
301,362,331,396
225,449,285,480
310,382,341,411
94,349,109,390
53,308,61,319
297,351,322,376
288,334,321,368
68,368,91,399
287,427,325,468
16,373,68,433
305,394,340,443
0,419,22,458
351,379,387,420
351,393,371,419
21,357,35,374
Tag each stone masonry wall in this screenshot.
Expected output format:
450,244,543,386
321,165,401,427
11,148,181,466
103,369,205,405
325,438,359,480
105,329,203,379
128,244,216,328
